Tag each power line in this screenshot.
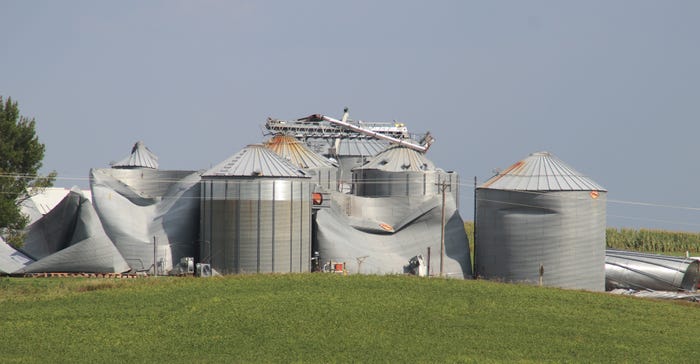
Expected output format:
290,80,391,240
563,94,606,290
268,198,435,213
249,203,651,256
4,171,700,229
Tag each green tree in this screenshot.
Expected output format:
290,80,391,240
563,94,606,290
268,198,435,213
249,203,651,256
0,96,56,247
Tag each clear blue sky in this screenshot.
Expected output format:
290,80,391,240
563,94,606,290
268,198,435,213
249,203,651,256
2,1,699,231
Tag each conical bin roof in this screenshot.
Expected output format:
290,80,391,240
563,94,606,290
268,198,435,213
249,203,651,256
203,144,309,178
112,141,159,169
480,151,605,191
264,135,336,169
359,145,436,172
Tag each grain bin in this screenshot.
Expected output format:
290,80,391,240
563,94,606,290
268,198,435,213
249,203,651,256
264,135,338,191
605,249,700,291
475,151,606,291
353,145,459,200
200,144,312,274
310,137,388,193
91,142,200,274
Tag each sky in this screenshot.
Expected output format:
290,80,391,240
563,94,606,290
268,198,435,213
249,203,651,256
2,1,699,231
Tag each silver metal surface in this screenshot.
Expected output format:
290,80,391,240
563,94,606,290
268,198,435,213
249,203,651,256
264,135,336,169
204,144,308,178
481,151,606,191
17,190,130,273
352,145,458,198
0,237,33,274
609,289,700,300
315,193,471,277
354,170,459,199
265,110,419,141
264,135,338,191
201,144,312,274
201,178,312,274
605,249,700,291
475,189,607,291
111,141,159,169
90,168,201,273
359,145,436,172
316,114,432,152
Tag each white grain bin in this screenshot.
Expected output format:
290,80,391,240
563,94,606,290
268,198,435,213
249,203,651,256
200,144,312,274
475,151,607,291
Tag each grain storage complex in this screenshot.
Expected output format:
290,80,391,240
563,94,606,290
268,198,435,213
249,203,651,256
4,110,695,295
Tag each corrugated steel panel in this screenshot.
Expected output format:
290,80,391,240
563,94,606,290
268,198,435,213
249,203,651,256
605,249,700,291
475,189,607,291
360,145,435,172
303,137,389,157
355,169,459,199
20,187,92,224
112,141,159,169
337,138,388,156
0,237,33,274
203,144,309,178
18,190,131,273
315,193,471,277
200,178,312,274
480,151,606,191
264,135,336,169
90,168,201,273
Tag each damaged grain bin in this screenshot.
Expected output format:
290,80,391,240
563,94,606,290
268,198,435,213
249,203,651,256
315,144,471,277
90,141,201,274
353,144,458,199
605,249,700,291
475,151,607,291
264,135,338,191
200,144,312,274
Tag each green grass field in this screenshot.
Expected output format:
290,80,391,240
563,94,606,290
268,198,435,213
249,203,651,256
2,274,698,363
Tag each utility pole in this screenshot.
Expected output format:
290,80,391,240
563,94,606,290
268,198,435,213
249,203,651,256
438,180,448,277
473,176,478,279
153,236,157,276
427,247,431,277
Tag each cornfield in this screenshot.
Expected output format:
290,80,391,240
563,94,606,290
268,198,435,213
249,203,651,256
605,227,700,254
465,222,700,255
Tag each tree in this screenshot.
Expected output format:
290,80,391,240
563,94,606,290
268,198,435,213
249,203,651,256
0,96,56,247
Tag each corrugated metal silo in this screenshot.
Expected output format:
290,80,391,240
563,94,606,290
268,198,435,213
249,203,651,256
200,144,312,274
305,137,388,193
264,135,338,191
353,145,459,200
475,151,607,291
91,142,200,274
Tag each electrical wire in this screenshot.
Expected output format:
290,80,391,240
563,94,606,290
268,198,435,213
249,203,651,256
3,171,700,229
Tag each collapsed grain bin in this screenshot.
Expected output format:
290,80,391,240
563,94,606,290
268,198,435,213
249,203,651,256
90,141,201,274
200,144,312,274
17,188,130,274
0,236,33,274
475,151,607,291
314,144,471,277
353,144,459,199
605,249,700,291
264,135,338,191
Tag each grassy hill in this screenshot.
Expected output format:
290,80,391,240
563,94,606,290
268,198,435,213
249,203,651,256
2,274,699,363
